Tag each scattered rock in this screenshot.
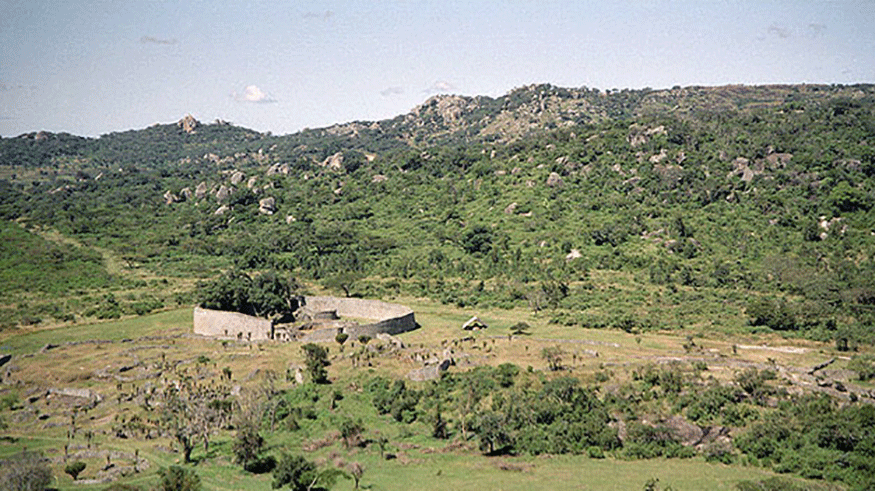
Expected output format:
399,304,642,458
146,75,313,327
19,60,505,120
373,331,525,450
258,197,276,215
214,205,229,216
195,182,208,200
565,249,582,261
267,163,291,176
546,172,563,187
372,174,388,183
321,152,344,171
162,190,180,205
216,185,231,202
504,202,518,214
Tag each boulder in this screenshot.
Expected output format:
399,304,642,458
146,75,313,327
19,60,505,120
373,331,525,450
177,114,199,134
180,187,193,201
546,172,564,187
162,190,180,205
664,415,704,447
565,249,582,261
195,182,208,200
230,170,245,185
504,202,518,214
247,176,258,189
321,152,344,171
266,163,291,176
214,205,229,216
259,197,276,215
216,185,231,202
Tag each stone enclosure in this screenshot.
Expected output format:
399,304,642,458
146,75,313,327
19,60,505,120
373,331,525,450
193,295,416,343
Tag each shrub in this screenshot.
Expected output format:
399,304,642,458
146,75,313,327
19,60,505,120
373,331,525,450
155,466,200,491
0,451,54,491
65,460,87,481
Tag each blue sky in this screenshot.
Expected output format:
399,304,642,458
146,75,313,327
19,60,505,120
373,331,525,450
2,1,874,137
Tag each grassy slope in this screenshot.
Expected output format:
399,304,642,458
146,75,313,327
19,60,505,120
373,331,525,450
0,303,856,490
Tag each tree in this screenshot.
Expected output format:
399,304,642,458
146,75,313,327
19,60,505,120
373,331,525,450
542,346,563,371
302,343,330,384
155,466,201,491
271,454,316,491
348,462,364,490
233,422,265,467
340,419,365,449
160,379,231,462
0,451,54,491
65,460,86,481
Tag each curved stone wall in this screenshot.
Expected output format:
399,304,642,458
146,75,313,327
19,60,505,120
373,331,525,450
193,296,416,343
193,306,274,340
298,296,417,342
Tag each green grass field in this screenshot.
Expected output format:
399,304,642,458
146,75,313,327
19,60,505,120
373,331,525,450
0,303,859,490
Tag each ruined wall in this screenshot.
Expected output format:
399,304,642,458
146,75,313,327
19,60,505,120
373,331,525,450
298,296,416,342
194,296,416,343
193,307,273,341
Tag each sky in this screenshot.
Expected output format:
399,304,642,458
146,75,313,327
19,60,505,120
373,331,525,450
2,0,874,137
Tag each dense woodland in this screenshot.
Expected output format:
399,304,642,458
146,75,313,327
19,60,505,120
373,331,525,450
2,83,875,490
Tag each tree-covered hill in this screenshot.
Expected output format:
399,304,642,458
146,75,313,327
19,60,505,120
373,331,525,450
1,83,874,345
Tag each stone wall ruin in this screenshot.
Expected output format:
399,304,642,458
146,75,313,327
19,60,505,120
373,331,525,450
193,296,416,342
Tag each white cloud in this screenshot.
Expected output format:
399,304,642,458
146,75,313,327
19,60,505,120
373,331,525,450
425,80,455,94
235,85,276,103
380,86,404,97
140,35,178,45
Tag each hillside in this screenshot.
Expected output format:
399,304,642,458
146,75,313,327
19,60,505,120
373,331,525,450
1,83,875,490
1,83,873,342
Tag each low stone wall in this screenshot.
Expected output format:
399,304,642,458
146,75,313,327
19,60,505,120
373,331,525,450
193,307,273,341
193,296,416,343
298,296,417,342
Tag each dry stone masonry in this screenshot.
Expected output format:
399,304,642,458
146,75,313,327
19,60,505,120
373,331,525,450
193,296,416,342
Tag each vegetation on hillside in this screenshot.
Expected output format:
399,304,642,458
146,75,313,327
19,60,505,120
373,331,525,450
1,83,874,490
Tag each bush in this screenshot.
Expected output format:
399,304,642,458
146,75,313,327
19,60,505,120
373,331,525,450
155,466,200,491
65,460,87,481
0,451,54,491
244,455,277,474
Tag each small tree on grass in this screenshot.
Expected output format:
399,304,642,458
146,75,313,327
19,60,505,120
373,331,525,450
340,419,365,449
271,454,316,490
509,322,531,336
155,466,201,491
233,422,265,467
348,462,364,489
302,343,330,384
335,333,349,346
65,460,86,481
542,346,563,371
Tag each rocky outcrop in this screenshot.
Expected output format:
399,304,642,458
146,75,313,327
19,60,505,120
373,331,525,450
407,359,451,382
195,182,208,200
266,163,291,176
259,197,276,215
163,190,180,205
321,152,344,171
177,115,199,134
216,185,231,202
